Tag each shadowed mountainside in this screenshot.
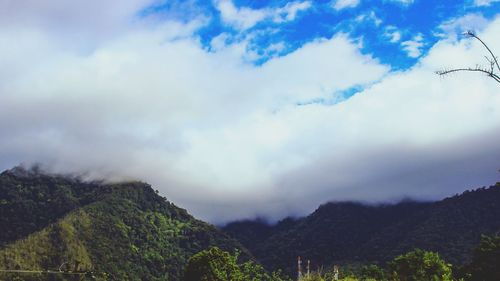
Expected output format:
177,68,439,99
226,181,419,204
2,165,499,280
223,183,500,275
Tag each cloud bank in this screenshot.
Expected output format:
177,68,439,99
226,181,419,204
474,0,500,7
332,0,361,11
214,0,311,30
0,2,499,223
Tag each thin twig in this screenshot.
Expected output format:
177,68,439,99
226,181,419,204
436,31,500,85
465,31,500,72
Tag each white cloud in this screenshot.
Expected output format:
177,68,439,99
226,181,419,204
263,42,287,56
0,11,388,221
274,1,312,22
214,0,312,30
387,0,415,6
473,0,500,6
332,0,360,11
1,4,499,223
385,26,402,43
401,33,424,58
437,13,489,40
390,31,401,42
210,33,231,51
0,0,158,45
214,0,268,30
355,11,382,26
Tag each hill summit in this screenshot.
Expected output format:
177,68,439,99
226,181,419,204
0,166,248,280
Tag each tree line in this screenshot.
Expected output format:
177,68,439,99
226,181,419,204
183,234,500,281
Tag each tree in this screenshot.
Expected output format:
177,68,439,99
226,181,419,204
183,247,290,281
241,260,290,281
183,247,242,281
464,234,500,281
361,264,386,281
388,249,452,281
436,31,500,84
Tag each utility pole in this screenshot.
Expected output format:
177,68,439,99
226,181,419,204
333,265,339,281
307,259,310,277
297,256,302,280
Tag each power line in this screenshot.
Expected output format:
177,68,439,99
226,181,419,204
0,269,87,275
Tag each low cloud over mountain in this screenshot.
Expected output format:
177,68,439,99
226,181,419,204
0,0,499,222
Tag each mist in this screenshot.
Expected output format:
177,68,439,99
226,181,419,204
0,1,499,223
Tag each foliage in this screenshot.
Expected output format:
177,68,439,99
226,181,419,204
360,264,386,281
183,247,290,281
292,268,378,281
387,249,452,281
0,167,248,281
223,183,500,275
2,167,500,281
183,247,241,281
300,272,326,281
459,234,500,281
0,166,97,246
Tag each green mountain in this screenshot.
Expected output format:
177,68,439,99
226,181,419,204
0,167,249,281
2,165,499,280
223,183,500,276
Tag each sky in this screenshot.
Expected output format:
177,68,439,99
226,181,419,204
0,0,499,223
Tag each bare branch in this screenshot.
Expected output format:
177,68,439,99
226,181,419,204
437,30,499,85
436,68,500,83
465,31,500,72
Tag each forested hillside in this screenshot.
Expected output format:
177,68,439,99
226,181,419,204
0,167,248,280
223,183,500,275
2,166,499,280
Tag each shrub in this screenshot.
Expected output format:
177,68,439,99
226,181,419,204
388,249,452,281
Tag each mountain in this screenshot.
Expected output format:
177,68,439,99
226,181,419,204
0,167,249,281
223,183,500,275
2,165,499,280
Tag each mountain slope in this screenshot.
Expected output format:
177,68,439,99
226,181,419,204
0,167,249,281
360,184,500,264
223,183,500,275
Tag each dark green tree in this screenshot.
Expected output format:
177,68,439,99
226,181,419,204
183,247,242,281
241,260,290,281
465,235,500,281
183,247,290,281
388,249,452,281
361,264,386,281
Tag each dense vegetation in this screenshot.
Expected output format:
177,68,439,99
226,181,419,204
456,234,500,281
387,249,452,281
293,248,453,281
1,166,499,280
223,183,500,275
181,238,500,281
188,236,500,281
183,247,288,281
0,167,248,280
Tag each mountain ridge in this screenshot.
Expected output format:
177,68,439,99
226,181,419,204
223,182,500,275
2,166,500,279
0,167,250,280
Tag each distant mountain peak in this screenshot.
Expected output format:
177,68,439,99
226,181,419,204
223,183,500,275
0,168,249,280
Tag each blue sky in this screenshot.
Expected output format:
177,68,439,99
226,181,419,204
0,0,499,222
147,0,499,69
